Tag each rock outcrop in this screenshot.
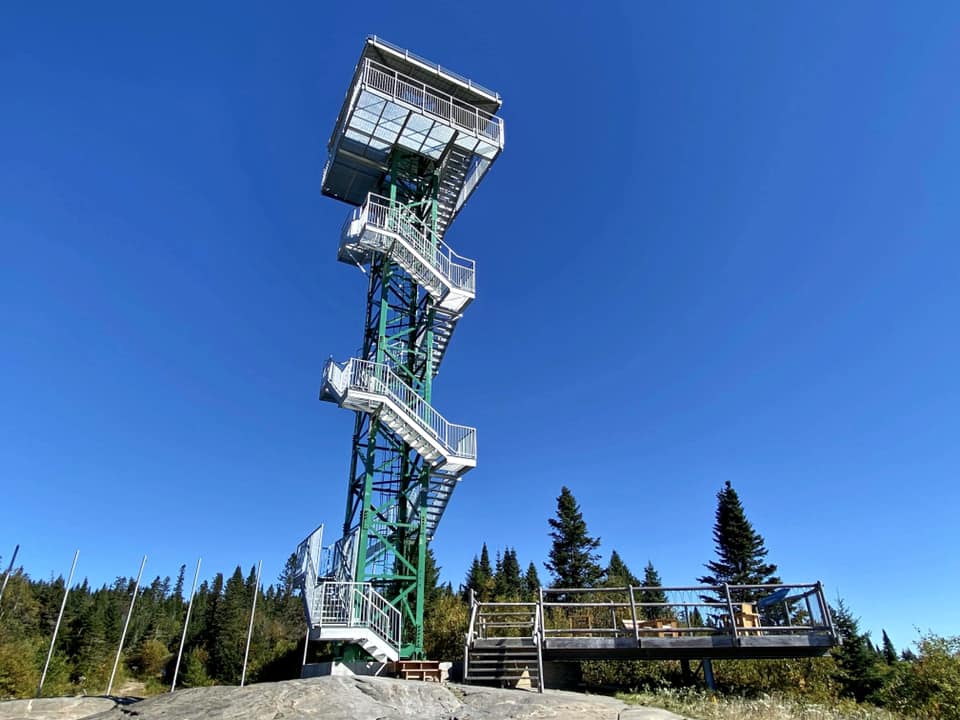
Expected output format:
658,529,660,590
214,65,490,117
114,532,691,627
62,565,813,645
1,676,689,720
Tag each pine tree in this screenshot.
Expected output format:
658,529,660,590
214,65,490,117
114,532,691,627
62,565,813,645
698,481,780,603
603,550,639,587
639,561,670,620
545,486,602,594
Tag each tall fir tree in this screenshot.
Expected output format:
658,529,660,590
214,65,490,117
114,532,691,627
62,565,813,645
881,629,898,665
698,481,780,603
603,550,640,587
463,543,495,601
545,486,603,593
831,599,883,702
639,561,670,620
494,548,522,600
522,563,541,601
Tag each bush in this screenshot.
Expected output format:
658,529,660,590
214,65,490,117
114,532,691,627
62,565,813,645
876,634,960,719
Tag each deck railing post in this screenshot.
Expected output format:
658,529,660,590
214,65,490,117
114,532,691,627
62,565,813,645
816,581,837,638
628,585,640,645
722,583,739,642
534,596,545,693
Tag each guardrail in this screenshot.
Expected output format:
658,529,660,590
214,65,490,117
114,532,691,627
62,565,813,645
313,581,401,654
362,59,503,147
345,194,476,293
466,583,836,643
323,358,477,460
539,583,836,640
368,35,500,101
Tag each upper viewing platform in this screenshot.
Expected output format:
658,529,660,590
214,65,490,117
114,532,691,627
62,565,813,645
322,37,505,234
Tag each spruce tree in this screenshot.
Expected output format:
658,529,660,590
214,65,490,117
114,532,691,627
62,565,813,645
831,599,883,702
698,481,780,603
881,629,897,665
639,561,670,620
463,544,495,601
603,550,639,587
545,486,602,593
522,563,541,601
494,548,522,600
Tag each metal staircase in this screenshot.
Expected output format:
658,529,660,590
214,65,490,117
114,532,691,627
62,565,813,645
339,193,475,313
320,357,477,476
294,528,401,663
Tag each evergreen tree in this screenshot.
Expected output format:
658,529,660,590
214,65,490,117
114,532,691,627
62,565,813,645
639,561,670,620
545,487,602,594
522,563,541,601
698,481,780,603
831,599,883,702
882,629,898,665
463,544,495,602
494,548,522,601
603,550,640,587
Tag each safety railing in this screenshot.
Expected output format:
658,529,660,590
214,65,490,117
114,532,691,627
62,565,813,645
534,583,836,641
323,358,477,461
312,581,401,655
363,59,503,147
368,36,500,101
344,194,476,293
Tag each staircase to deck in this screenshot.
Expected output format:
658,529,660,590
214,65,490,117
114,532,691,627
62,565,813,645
465,600,544,692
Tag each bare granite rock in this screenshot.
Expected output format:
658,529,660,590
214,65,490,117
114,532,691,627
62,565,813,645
0,697,117,720
1,677,690,720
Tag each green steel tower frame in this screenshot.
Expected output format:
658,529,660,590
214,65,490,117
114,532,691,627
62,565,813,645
294,37,504,663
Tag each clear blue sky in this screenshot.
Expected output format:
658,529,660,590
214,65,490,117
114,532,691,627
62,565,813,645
2,3,959,653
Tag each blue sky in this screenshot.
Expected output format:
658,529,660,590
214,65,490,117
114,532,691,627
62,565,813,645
2,2,959,652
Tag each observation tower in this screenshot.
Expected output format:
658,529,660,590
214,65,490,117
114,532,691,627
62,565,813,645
293,37,504,664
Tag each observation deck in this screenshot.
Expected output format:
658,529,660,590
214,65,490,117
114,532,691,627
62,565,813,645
466,583,839,692
322,36,504,236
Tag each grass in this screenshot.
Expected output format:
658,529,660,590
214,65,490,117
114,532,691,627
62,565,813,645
618,689,905,720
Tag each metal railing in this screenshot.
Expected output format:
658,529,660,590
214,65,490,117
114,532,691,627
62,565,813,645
537,583,836,640
466,583,836,645
312,581,401,655
343,194,476,293
362,59,503,147
323,357,477,460
368,36,500,101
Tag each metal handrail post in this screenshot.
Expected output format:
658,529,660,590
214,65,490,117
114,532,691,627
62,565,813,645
816,581,837,639
534,596,545,694
722,583,739,642
628,585,640,645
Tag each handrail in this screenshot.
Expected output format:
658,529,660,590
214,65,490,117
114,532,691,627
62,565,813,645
348,194,476,293
315,581,401,656
362,59,503,147
368,36,501,101
525,582,837,641
324,357,477,460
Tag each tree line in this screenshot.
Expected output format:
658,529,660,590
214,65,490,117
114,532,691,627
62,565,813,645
2,480,959,718
0,558,306,698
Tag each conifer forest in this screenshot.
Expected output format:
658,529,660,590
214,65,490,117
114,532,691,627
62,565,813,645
2,482,958,719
